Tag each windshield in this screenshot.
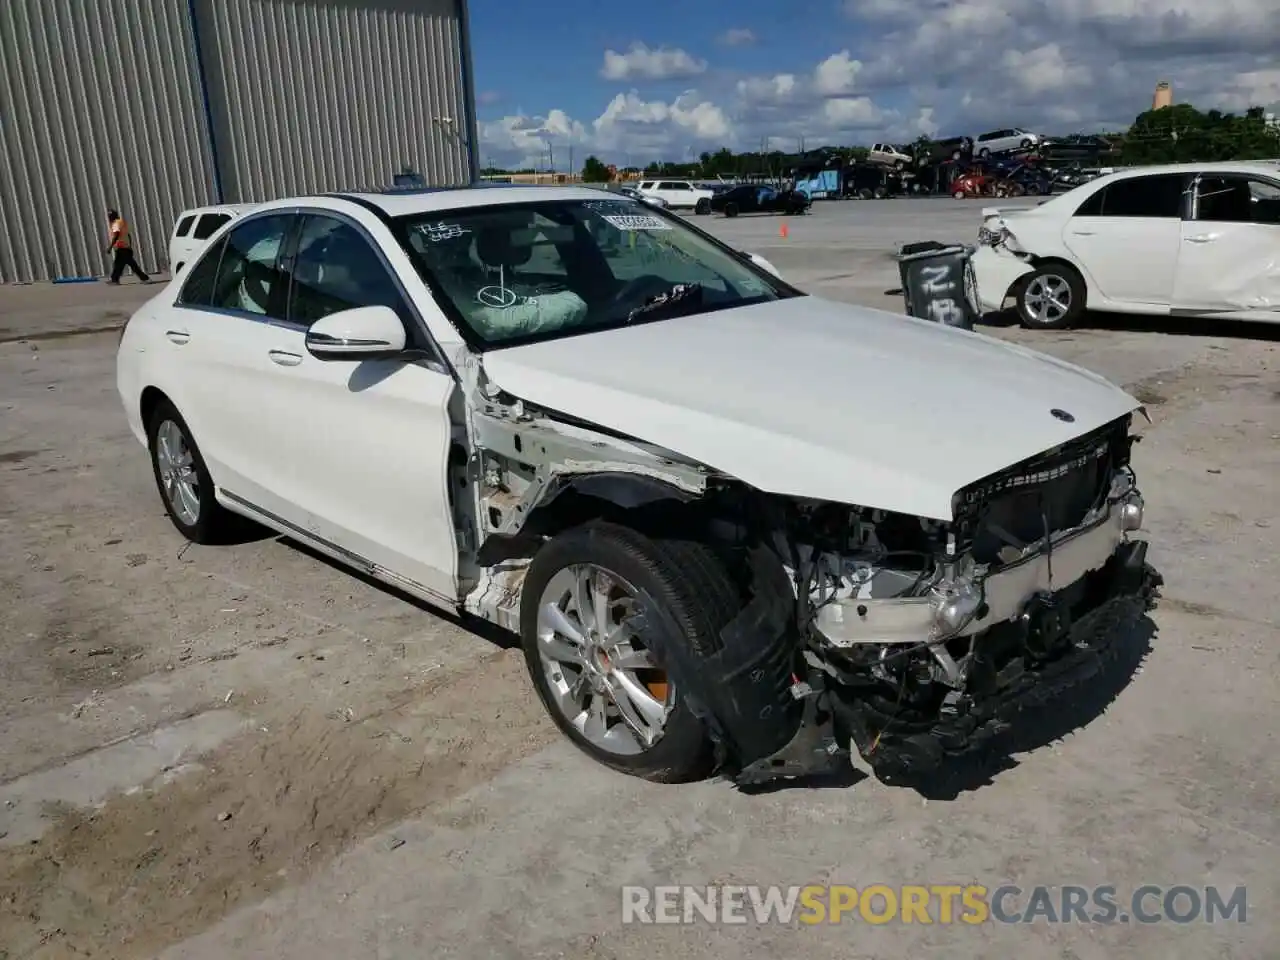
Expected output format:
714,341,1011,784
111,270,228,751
396,198,801,348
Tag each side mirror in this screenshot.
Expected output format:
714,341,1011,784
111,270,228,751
304,304,407,361
743,251,782,279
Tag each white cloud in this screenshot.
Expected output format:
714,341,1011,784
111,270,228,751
600,43,707,81
813,51,863,97
718,27,756,46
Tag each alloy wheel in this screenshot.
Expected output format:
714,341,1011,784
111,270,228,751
1023,274,1072,326
535,563,672,755
155,419,201,525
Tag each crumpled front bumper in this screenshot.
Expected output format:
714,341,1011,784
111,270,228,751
813,490,1144,650
970,244,1035,314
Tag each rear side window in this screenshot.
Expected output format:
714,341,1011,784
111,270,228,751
175,215,196,237
1196,175,1280,225
193,212,231,240
1074,174,1184,218
177,236,227,306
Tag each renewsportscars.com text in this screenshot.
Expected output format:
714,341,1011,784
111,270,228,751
621,884,1248,926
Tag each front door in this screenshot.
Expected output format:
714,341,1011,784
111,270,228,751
248,212,460,601
1061,172,1187,307
1173,172,1280,318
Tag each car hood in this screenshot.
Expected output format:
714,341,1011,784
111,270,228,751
480,296,1140,520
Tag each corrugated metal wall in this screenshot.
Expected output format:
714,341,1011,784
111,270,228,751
0,0,473,283
198,0,470,203
0,0,216,283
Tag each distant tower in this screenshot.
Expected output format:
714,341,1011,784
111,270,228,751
1153,81,1173,110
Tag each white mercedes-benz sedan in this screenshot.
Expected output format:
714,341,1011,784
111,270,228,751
117,185,1160,788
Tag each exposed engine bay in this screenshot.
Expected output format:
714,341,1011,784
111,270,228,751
458,367,1161,787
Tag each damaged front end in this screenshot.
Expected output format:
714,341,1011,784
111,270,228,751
457,354,1160,788
727,412,1162,786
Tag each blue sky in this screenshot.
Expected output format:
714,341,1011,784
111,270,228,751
467,0,1280,170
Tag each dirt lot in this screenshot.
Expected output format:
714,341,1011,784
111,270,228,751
1,198,1277,959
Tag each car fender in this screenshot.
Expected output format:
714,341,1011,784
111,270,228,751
970,245,1035,313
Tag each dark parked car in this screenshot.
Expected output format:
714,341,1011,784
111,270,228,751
916,136,974,166
1042,135,1117,162
697,183,811,217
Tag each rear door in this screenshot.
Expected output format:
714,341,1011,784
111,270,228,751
1173,172,1280,317
1061,172,1187,307
169,211,300,505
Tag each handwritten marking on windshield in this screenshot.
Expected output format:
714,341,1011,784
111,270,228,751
603,214,672,231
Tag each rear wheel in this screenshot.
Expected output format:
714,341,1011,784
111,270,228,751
953,188,967,199
146,398,237,543
724,201,739,217
1016,263,1086,330
519,522,740,783
694,198,710,215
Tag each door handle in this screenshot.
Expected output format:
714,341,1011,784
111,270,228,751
268,349,303,367
1184,233,1218,243
165,329,190,345
1070,230,1095,236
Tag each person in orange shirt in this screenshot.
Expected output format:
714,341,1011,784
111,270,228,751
105,208,151,284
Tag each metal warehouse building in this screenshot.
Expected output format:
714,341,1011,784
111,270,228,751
0,0,479,283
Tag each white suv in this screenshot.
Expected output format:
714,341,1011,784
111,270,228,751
117,185,1157,788
974,128,1043,157
636,179,714,211
168,203,257,274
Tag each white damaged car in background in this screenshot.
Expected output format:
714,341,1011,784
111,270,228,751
971,161,1280,329
117,185,1161,788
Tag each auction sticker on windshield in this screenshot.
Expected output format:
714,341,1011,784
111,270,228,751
603,214,672,231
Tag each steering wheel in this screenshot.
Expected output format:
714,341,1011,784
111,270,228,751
611,274,671,306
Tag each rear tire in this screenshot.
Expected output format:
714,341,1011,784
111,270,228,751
520,521,741,783
694,198,710,215
724,202,739,217
953,189,967,199
146,398,237,544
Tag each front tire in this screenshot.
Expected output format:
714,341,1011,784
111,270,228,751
1016,263,1086,330
519,521,742,783
724,201,739,217
146,398,236,543
694,198,710,215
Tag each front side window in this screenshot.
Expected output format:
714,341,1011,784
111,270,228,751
1074,174,1184,218
397,198,801,348
207,214,294,317
287,215,410,328
1196,176,1280,225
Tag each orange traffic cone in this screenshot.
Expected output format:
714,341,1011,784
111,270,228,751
780,221,789,239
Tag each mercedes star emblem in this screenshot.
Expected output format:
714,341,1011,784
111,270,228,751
1050,408,1075,423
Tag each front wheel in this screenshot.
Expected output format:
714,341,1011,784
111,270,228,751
724,202,739,217
694,198,710,215
1016,263,1086,330
519,522,742,782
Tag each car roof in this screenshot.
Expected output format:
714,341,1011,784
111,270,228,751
243,184,623,219
1099,161,1280,181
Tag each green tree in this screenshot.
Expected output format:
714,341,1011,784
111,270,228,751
581,155,611,182
1122,102,1280,165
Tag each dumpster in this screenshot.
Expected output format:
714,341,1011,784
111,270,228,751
895,241,981,330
